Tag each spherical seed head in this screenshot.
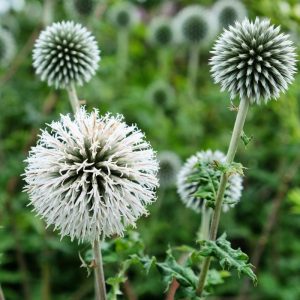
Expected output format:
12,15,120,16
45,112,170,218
32,21,100,89
24,108,159,243
174,5,217,46
148,17,173,47
177,150,243,213
0,28,16,67
158,151,181,188
212,0,247,29
210,18,297,104
109,2,138,29
65,0,95,18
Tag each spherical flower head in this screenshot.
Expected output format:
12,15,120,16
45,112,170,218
65,0,95,18
174,5,217,46
0,28,16,67
24,108,159,243
210,18,297,104
177,150,243,213
158,151,181,188
148,17,174,47
32,21,100,89
212,0,247,29
108,2,138,30
146,80,176,110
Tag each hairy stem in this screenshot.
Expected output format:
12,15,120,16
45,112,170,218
188,45,200,98
67,83,80,112
117,29,129,79
0,284,5,300
43,0,54,27
93,240,107,300
196,97,250,296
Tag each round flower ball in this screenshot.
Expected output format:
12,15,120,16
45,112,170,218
148,17,174,47
212,0,247,29
64,0,95,18
32,21,100,89
210,18,297,104
158,151,181,188
174,5,217,46
0,28,16,67
108,2,138,29
24,108,159,243
177,150,243,213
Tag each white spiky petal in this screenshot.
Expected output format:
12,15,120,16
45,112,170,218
177,150,243,213
24,108,159,243
33,21,100,89
0,27,16,66
210,18,297,104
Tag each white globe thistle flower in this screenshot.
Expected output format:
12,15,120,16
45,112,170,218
0,27,16,67
32,21,100,89
64,0,95,18
108,2,139,30
24,108,159,243
212,0,247,30
174,5,218,46
146,80,176,109
177,150,243,213
0,0,24,14
148,17,174,47
210,18,297,104
158,151,181,188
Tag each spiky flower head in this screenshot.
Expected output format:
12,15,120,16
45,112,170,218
146,80,176,110
108,2,138,30
24,108,159,243
64,0,95,18
177,150,243,213
158,151,181,188
32,21,100,89
0,28,16,67
212,0,247,29
210,18,297,104
148,17,174,47
174,5,217,46
0,0,24,14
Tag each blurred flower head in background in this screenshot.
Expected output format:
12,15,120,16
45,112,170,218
148,17,174,47
24,108,159,243
210,18,297,104
0,0,24,15
177,150,243,213
64,0,96,18
0,27,16,67
32,21,100,89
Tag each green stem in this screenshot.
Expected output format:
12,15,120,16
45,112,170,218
42,0,54,27
158,48,170,80
188,45,200,98
0,283,5,300
196,97,250,296
66,83,80,113
93,240,107,300
197,207,212,241
117,29,129,80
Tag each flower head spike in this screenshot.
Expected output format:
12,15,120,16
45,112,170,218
33,21,100,89
212,0,247,29
177,150,243,213
148,17,174,47
24,108,159,243
108,2,138,29
65,0,95,18
0,28,16,67
174,5,217,46
210,18,297,104
158,151,181,188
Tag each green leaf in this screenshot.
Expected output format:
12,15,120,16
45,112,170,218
241,131,254,147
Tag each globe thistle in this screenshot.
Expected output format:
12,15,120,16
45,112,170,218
146,80,176,109
174,5,217,46
32,21,100,89
158,151,181,188
210,18,297,104
177,150,243,213
64,0,95,18
212,0,247,29
0,0,24,14
0,28,16,67
24,108,159,243
108,2,139,30
148,17,174,47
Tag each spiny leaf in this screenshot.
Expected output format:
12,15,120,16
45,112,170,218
241,131,254,147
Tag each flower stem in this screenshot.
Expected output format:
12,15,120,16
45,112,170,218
197,207,212,241
0,283,5,300
117,29,129,80
188,45,200,98
67,83,80,113
196,97,250,296
93,240,107,300
158,48,170,80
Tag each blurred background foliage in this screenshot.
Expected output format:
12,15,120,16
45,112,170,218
0,0,300,299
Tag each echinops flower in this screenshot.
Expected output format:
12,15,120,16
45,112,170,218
174,5,217,46
212,0,247,29
210,18,297,104
108,2,138,29
24,108,159,243
33,21,100,89
148,17,174,47
0,28,16,67
65,0,95,18
177,150,243,213
158,151,181,188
